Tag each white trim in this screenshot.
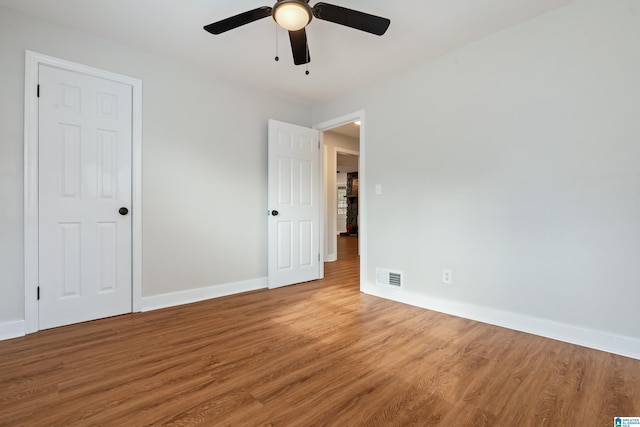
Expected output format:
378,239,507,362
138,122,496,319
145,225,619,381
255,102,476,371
326,254,338,262
318,129,325,280
0,321,26,341
24,52,39,334
130,72,143,313
364,283,640,360
314,110,366,291
142,278,268,312
23,50,143,333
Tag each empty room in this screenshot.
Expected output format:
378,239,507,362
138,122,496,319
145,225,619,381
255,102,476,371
1,0,639,425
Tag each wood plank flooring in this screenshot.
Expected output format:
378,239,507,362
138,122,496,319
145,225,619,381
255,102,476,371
1,236,638,426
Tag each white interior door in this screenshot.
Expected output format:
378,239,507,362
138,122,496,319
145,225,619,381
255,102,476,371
38,64,133,329
268,120,321,289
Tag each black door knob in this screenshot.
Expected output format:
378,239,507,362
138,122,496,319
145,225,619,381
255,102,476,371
271,210,279,216
119,207,129,216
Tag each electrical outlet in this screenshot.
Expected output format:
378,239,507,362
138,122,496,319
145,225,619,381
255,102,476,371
442,269,452,284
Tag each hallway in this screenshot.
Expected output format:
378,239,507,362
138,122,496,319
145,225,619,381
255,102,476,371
322,235,359,291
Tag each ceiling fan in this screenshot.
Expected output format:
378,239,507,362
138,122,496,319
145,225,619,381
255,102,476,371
204,1,391,66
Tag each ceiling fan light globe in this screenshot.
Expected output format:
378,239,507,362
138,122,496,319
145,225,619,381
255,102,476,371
274,1,312,31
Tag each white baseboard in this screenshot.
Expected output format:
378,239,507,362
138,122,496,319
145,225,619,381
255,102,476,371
0,320,26,341
326,253,337,262
364,283,640,360
141,278,268,312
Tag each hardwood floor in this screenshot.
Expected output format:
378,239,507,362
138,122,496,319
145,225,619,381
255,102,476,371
1,236,638,426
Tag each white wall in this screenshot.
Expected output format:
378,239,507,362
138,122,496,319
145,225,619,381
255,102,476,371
323,131,359,261
0,6,312,325
313,0,640,356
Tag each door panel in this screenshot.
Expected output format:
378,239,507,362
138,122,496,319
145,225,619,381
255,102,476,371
268,120,321,288
59,223,81,297
38,64,133,329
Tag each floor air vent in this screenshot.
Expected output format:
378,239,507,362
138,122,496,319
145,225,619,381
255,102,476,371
376,268,402,288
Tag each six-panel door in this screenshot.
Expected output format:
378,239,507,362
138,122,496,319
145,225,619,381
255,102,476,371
268,120,321,288
38,64,133,329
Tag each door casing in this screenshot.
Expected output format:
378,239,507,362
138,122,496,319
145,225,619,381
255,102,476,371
23,50,143,334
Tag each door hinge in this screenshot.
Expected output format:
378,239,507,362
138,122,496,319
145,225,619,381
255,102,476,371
37,84,40,98
37,286,40,300
318,253,320,262
318,140,321,149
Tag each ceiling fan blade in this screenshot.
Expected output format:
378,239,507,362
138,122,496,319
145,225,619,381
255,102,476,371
204,6,273,35
312,2,390,36
289,29,310,65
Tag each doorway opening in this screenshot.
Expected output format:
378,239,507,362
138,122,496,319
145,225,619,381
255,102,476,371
315,111,364,291
337,152,359,241
335,150,359,260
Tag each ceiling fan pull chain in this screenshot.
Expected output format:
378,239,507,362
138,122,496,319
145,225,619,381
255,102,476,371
274,22,280,62
305,48,310,75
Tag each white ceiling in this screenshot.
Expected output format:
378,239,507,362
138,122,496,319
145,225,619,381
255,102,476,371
0,0,574,104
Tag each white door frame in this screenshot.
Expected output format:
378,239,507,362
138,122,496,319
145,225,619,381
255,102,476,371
23,51,143,334
314,110,366,292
